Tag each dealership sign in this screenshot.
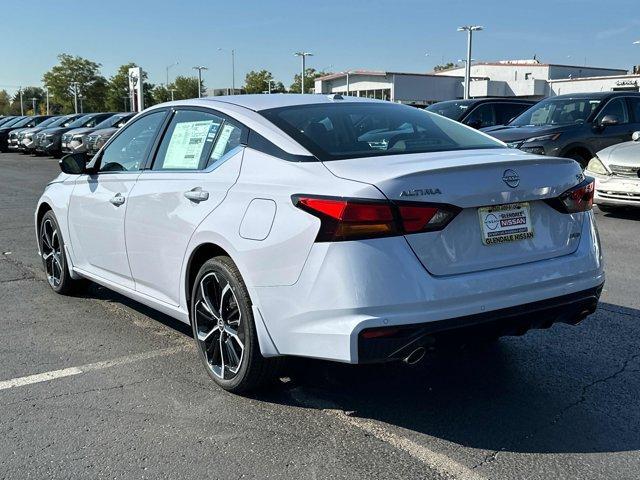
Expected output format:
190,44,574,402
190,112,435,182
616,79,638,87
128,67,144,112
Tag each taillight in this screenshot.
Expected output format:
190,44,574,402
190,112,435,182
546,178,595,214
292,195,460,242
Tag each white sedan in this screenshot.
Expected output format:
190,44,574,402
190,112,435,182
36,94,605,393
586,131,640,212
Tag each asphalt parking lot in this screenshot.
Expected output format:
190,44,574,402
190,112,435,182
0,152,639,480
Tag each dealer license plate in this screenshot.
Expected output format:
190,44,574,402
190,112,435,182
478,202,534,246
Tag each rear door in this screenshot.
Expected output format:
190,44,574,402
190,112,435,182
125,108,246,305
592,97,634,152
494,102,532,126
67,110,167,288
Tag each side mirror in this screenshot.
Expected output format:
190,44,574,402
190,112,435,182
632,131,640,142
599,115,620,128
59,153,88,175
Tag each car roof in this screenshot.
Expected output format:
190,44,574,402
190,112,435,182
550,91,640,100
193,93,387,112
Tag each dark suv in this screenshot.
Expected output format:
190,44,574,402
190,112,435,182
426,98,536,129
483,92,640,167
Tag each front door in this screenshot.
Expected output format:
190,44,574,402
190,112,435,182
125,108,246,306
67,110,167,288
592,97,634,152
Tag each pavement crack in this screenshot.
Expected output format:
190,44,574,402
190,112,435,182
471,449,502,469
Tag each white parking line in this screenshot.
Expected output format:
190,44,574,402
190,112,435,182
289,388,487,480
0,346,187,391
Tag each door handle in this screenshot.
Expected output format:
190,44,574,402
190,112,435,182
109,193,125,206
184,188,209,203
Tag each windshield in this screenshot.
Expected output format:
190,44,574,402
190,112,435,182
261,102,504,161
510,98,601,127
67,114,96,129
94,114,129,130
0,117,17,127
425,100,476,120
46,115,76,128
35,117,59,128
11,117,40,128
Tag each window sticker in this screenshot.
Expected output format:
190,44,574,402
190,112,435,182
163,120,218,169
211,123,236,161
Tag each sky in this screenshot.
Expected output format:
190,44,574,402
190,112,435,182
2,0,640,96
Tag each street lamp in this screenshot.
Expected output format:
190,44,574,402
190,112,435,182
71,82,80,113
457,25,483,99
30,97,37,115
170,88,177,101
166,61,179,87
192,66,208,98
18,87,24,115
294,52,313,94
217,48,236,92
268,79,276,94
78,94,84,113
45,87,50,115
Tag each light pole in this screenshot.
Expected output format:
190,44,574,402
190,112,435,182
30,97,37,115
170,88,177,101
166,61,179,87
122,95,129,112
71,82,80,113
294,52,313,94
79,94,84,113
218,48,236,92
192,66,208,98
19,87,24,115
45,87,50,115
268,79,276,94
457,25,483,99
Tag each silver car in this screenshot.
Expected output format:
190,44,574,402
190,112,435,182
586,131,640,211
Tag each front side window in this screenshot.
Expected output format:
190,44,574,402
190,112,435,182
98,111,166,172
426,100,475,121
494,103,531,125
596,98,629,124
464,103,496,128
510,98,601,127
261,102,503,161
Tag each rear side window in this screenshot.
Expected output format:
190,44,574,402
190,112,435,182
494,103,531,125
261,102,503,161
597,98,629,124
464,103,496,128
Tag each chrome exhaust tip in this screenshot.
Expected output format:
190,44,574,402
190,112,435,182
403,347,426,365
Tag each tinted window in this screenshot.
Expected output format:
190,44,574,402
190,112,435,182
511,98,601,126
494,103,531,125
597,98,629,124
426,100,475,120
628,97,640,122
1,117,24,128
261,102,503,161
35,117,58,128
464,103,495,128
153,110,223,171
98,111,165,172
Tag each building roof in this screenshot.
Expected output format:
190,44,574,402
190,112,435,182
549,74,640,83
434,61,627,74
315,70,464,82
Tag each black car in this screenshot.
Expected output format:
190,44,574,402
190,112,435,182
85,112,135,155
482,92,640,167
35,112,113,157
21,114,83,154
0,115,52,152
0,116,19,128
425,98,536,129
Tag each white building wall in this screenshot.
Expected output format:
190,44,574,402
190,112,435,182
549,76,640,96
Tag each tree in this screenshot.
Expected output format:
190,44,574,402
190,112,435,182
152,84,171,104
171,76,202,100
289,68,330,93
10,87,45,115
0,90,10,115
244,70,284,94
42,53,107,113
433,62,457,72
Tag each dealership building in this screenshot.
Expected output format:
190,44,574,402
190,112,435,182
314,59,640,104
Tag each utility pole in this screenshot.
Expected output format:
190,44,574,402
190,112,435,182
294,52,313,94
268,79,276,94
45,87,50,115
30,97,37,115
457,25,483,99
192,66,208,98
71,82,80,113
170,88,176,101
166,61,179,87
79,95,84,113
19,88,24,115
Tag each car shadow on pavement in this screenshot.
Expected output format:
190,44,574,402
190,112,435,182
257,302,640,456
596,206,640,220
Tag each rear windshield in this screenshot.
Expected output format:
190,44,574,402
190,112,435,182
261,102,504,161
425,100,476,120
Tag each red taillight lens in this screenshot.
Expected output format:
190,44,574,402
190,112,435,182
548,178,595,213
293,195,460,241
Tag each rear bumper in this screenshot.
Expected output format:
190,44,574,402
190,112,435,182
358,283,603,363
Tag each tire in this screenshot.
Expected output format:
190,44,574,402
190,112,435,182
39,210,84,295
566,152,589,169
190,256,279,394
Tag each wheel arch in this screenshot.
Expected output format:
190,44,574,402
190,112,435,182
559,143,594,165
184,242,232,314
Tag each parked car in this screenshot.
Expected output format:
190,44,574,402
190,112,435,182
20,114,83,154
426,98,536,129
61,112,119,154
0,116,19,128
0,115,51,152
585,130,640,212
35,112,114,157
85,113,135,155
12,116,59,151
36,95,604,393
483,92,640,167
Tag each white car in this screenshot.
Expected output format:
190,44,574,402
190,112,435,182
586,131,640,212
36,95,605,393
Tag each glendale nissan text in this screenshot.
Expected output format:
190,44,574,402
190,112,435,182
36,95,604,393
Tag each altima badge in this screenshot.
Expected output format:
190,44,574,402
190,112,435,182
400,188,442,197
502,169,520,188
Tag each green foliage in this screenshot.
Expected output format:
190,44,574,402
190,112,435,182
0,90,12,115
105,63,154,111
42,54,107,113
171,76,203,100
244,70,284,94
10,87,45,115
289,68,330,93
433,62,457,72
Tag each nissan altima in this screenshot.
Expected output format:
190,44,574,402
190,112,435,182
35,95,605,393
